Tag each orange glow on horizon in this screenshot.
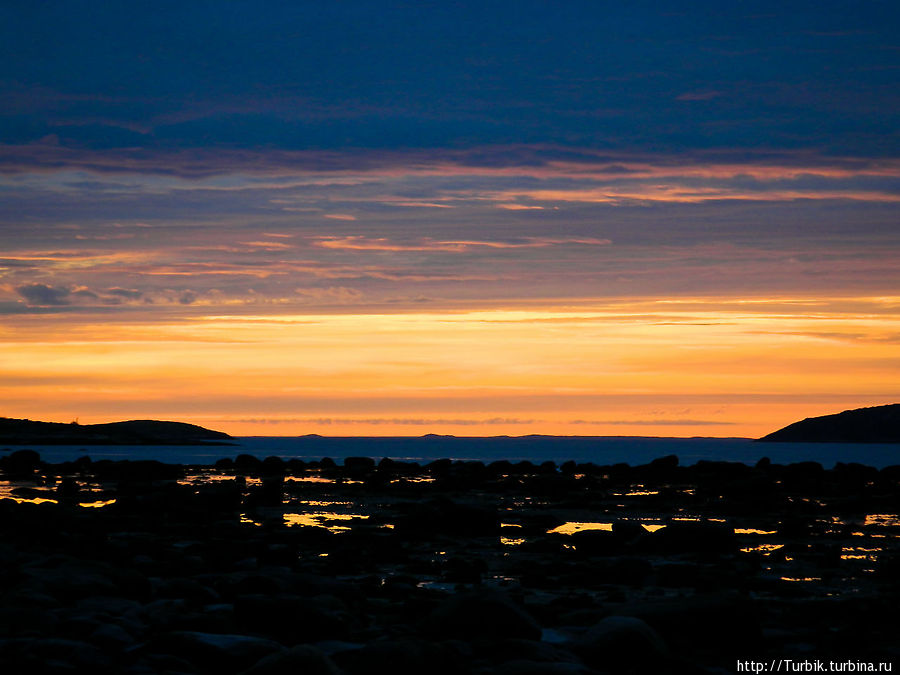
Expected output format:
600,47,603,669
1,295,897,438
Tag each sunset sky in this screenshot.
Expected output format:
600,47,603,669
1,2,898,437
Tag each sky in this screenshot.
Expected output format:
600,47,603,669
1,1,899,438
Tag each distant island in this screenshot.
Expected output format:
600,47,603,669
0,417,233,446
759,403,900,443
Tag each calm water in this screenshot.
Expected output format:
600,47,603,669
3,436,899,468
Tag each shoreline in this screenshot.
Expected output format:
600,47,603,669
1,449,898,672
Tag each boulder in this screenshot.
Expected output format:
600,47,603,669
145,631,283,674
424,592,542,641
632,520,736,554
573,615,669,671
240,645,341,675
332,638,462,675
493,662,596,675
233,594,349,643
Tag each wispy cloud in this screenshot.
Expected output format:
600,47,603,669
568,419,735,426
237,417,537,426
311,235,611,252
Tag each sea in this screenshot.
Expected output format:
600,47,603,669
3,436,899,469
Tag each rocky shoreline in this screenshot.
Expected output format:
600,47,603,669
1,450,898,674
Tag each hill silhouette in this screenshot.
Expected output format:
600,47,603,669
0,417,232,445
759,404,900,443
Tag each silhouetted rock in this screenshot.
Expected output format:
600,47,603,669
395,498,499,537
0,448,43,476
759,403,900,443
344,456,376,472
633,520,737,554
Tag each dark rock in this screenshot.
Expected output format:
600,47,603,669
424,591,542,641
145,631,283,674
344,456,376,472
0,448,42,476
240,644,341,675
442,556,487,583
0,637,112,673
395,498,499,538
611,592,761,655
569,530,621,556
484,638,582,665
235,454,262,474
573,615,669,671
611,519,645,542
261,456,286,474
332,638,463,675
88,622,136,649
493,661,596,675
0,605,60,637
632,520,736,554
233,594,350,643
156,577,221,604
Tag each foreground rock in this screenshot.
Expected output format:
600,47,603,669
0,450,898,673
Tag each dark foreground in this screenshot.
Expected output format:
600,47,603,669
1,451,898,674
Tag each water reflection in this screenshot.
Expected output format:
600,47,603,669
548,522,613,535
283,512,369,532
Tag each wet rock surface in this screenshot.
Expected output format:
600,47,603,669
0,451,898,673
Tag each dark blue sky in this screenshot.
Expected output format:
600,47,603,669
3,1,899,156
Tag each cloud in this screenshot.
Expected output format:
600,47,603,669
676,91,722,101
237,241,294,250
106,287,143,300
16,283,71,306
236,417,536,426
567,419,735,426
294,286,364,303
311,235,611,253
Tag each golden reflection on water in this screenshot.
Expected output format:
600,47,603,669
1,495,58,505
283,512,369,532
178,473,240,485
500,537,526,546
547,521,668,535
79,499,116,508
548,522,613,535
741,543,785,554
297,500,352,507
863,514,900,527
735,528,777,535
841,546,882,561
